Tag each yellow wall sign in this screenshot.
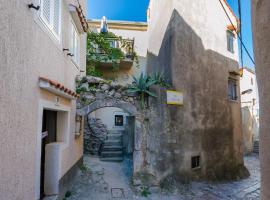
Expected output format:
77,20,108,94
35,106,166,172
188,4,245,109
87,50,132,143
167,90,183,105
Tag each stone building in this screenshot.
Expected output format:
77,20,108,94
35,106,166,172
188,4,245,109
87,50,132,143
0,0,87,199
240,67,259,154
252,0,270,198
145,0,248,181
80,19,148,161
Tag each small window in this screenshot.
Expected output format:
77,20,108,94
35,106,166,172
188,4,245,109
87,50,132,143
70,22,80,66
115,115,124,126
251,78,254,85
227,31,234,53
228,78,238,101
191,156,200,169
40,0,61,39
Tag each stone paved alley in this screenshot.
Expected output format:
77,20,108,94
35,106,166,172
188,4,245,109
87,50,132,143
66,154,260,200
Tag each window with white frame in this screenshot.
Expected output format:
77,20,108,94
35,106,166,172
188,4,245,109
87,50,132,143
227,30,235,53
40,0,61,40
228,78,238,101
70,22,80,66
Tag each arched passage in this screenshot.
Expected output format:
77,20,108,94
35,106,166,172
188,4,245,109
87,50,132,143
77,99,146,174
77,99,139,117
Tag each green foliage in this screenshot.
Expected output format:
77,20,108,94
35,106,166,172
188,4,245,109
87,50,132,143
128,73,157,108
86,65,103,77
62,191,72,200
140,186,151,197
76,86,87,94
86,31,139,75
79,164,88,172
150,72,171,88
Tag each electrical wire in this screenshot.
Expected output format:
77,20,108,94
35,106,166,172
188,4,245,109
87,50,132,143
218,0,255,65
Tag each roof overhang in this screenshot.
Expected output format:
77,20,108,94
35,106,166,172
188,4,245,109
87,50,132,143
88,20,148,31
69,4,89,33
39,77,79,100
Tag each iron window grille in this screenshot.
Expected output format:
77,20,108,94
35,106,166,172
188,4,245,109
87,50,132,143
115,115,124,126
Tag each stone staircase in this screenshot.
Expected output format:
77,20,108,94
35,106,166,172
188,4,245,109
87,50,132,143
253,140,259,154
100,131,124,162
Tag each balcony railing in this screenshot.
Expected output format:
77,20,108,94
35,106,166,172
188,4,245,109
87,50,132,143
95,38,135,68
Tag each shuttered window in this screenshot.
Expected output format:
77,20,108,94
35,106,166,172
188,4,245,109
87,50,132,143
70,22,80,66
40,0,61,40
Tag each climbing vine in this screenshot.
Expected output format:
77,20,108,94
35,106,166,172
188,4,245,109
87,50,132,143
86,31,139,76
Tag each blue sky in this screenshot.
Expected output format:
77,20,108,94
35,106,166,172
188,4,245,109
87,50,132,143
87,0,254,68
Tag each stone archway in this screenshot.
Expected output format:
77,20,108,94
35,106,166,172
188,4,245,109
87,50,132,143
77,99,146,174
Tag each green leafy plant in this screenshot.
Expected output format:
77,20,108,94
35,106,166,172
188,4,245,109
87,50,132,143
62,191,72,200
128,73,157,108
141,186,151,197
86,31,139,75
150,72,170,88
79,164,88,172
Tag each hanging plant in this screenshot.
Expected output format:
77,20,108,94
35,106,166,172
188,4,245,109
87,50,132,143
86,31,139,76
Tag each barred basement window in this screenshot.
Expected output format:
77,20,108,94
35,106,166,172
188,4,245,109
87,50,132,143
191,156,200,169
115,115,124,126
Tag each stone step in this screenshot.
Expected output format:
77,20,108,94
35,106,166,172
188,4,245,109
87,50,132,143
101,151,123,157
253,141,260,153
43,195,58,200
108,130,124,135
103,140,122,146
103,145,123,151
107,134,122,140
100,157,123,162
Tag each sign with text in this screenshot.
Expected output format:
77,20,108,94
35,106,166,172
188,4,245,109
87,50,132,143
167,90,183,105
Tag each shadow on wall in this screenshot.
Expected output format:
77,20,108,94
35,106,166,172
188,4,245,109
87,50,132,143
146,9,249,182
241,106,259,154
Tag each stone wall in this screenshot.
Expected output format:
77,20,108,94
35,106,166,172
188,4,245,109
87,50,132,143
145,1,248,182
76,76,136,110
84,116,108,155
252,0,270,199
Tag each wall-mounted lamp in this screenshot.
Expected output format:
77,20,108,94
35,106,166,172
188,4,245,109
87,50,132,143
28,3,40,11
67,53,74,57
63,48,70,52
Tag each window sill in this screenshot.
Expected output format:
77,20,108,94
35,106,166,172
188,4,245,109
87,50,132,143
33,15,62,52
191,166,201,171
229,99,239,103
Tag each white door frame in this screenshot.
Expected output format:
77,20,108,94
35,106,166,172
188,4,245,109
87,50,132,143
35,99,71,199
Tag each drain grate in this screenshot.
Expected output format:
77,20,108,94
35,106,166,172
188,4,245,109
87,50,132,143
111,188,125,198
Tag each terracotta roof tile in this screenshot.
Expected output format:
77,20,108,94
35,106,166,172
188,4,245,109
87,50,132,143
39,77,79,98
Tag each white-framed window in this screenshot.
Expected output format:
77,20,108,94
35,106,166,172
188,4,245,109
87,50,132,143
39,0,61,40
70,21,80,66
227,30,235,53
228,78,238,101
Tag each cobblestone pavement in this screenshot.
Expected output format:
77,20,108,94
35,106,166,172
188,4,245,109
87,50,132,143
66,154,260,200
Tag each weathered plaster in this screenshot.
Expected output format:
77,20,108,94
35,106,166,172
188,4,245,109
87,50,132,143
252,0,270,199
0,0,86,199
146,1,247,182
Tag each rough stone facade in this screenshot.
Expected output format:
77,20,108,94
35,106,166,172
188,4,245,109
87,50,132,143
76,76,136,110
77,76,148,175
145,0,248,182
252,0,270,199
84,117,108,155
